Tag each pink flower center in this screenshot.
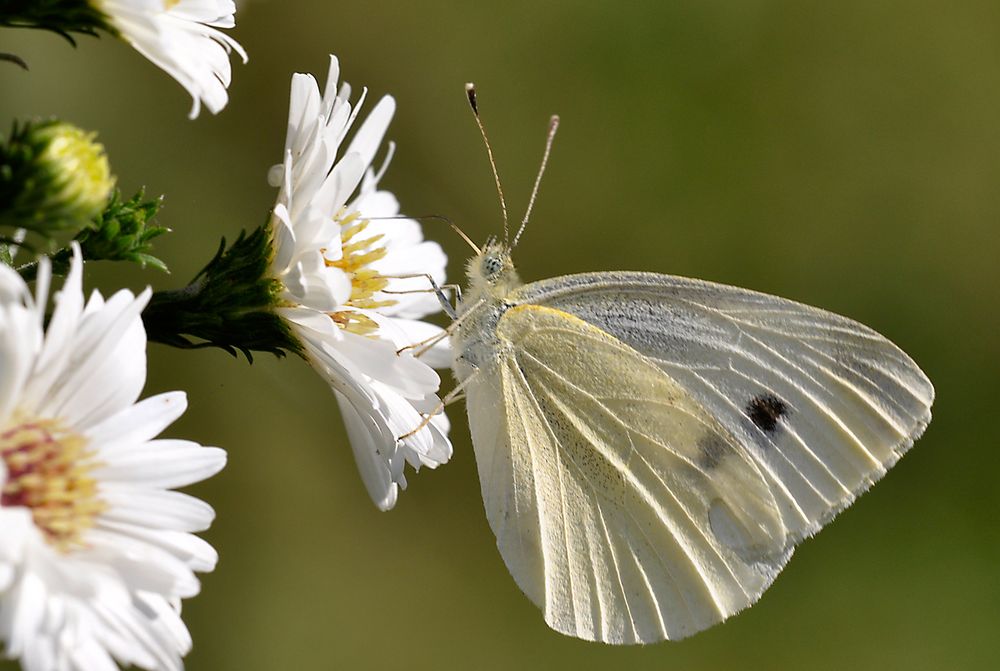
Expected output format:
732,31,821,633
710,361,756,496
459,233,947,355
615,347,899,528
1,419,103,552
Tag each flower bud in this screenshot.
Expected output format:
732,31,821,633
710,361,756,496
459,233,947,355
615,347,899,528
0,120,115,239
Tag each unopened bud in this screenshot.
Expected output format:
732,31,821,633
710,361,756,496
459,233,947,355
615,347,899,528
0,120,116,240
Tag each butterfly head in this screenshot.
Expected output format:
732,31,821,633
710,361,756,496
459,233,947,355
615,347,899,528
466,238,521,293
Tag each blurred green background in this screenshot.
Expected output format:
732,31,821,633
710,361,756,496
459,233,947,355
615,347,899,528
2,0,999,669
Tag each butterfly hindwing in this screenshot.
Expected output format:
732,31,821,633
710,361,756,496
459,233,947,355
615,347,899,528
466,303,791,643
511,272,934,542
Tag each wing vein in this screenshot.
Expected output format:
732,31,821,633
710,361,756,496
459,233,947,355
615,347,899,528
593,500,642,642
658,362,828,515
736,329,883,469
520,349,738,613
507,363,555,617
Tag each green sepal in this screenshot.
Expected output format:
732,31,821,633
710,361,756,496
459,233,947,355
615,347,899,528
142,222,304,362
16,188,168,280
79,189,169,271
0,52,29,70
0,0,113,44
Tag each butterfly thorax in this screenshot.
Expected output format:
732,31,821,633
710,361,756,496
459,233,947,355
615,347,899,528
452,241,524,380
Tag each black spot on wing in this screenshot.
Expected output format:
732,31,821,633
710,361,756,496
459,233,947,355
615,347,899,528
746,394,788,434
697,434,729,470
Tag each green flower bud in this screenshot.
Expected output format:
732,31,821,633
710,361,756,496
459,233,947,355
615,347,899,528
0,120,116,240
37,123,115,218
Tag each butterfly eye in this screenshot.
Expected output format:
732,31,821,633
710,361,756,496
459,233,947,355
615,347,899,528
484,255,503,277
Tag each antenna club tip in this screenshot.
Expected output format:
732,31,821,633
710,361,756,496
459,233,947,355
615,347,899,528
465,82,479,113
549,114,560,128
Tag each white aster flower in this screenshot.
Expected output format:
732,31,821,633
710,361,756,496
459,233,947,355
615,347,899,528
94,0,247,118
0,245,226,671
267,56,452,511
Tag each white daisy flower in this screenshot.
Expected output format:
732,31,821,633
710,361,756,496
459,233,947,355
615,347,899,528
0,245,226,671
94,0,247,118
267,56,452,511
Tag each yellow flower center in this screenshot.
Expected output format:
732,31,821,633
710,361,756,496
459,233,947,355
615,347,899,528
40,123,115,216
326,211,398,336
1,419,104,553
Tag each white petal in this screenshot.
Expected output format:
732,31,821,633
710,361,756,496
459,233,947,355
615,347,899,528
365,314,452,369
352,188,401,221
97,0,246,118
45,289,150,429
314,152,366,217
334,330,440,399
0,303,41,423
95,522,218,573
84,530,201,599
343,96,396,176
99,489,216,533
24,246,86,409
86,392,188,457
93,440,226,490
0,262,33,305
69,637,120,671
335,391,398,511
6,571,47,657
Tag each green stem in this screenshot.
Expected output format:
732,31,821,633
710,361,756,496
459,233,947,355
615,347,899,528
15,246,71,281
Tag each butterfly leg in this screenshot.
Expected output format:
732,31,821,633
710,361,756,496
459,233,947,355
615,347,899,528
396,372,478,441
396,330,450,358
396,297,486,358
380,272,459,318
382,283,463,301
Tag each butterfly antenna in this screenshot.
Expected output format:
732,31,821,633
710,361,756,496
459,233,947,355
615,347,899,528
513,115,560,249
466,82,510,244
367,214,481,255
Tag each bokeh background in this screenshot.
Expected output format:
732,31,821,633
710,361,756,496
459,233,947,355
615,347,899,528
2,1,999,669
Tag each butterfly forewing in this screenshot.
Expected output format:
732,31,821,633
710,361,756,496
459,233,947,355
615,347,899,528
510,272,934,542
466,303,791,643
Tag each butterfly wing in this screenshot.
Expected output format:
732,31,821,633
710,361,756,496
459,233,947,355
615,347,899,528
465,304,792,643
510,272,934,543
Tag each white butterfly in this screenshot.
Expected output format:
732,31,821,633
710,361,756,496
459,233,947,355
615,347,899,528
435,89,933,644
